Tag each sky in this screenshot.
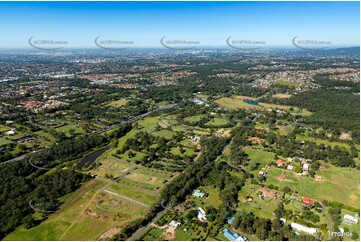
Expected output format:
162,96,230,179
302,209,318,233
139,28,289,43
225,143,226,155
0,1,359,49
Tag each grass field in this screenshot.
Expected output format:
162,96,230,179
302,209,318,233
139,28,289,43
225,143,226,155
56,124,85,136
106,99,128,107
265,166,360,208
184,115,205,123
141,227,163,241
0,125,11,132
273,80,299,87
0,137,12,146
5,179,148,241
214,96,311,116
138,116,161,133
276,124,295,136
152,130,176,140
272,93,293,99
170,147,195,157
296,134,352,150
214,97,259,110
107,184,159,206
119,167,173,190
205,118,229,127
236,182,278,219
35,130,56,142
243,147,275,174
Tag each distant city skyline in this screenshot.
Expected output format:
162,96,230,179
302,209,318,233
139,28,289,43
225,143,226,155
0,1,359,49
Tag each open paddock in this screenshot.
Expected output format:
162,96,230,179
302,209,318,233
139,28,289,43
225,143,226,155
265,166,359,208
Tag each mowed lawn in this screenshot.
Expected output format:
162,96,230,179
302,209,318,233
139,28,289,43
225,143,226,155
5,179,148,241
265,166,360,208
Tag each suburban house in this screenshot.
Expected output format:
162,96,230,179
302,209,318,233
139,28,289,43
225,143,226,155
291,222,318,235
258,171,265,176
197,207,207,222
287,165,294,171
276,159,287,166
169,220,181,228
343,214,358,224
303,163,310,171
302,197,316,206
223,229,247,241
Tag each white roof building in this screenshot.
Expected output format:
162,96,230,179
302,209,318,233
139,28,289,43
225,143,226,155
291,222,318,235
303,163,310,171
344,214,358,224
197,207,207,222
169,220,181,228
6,130,15,135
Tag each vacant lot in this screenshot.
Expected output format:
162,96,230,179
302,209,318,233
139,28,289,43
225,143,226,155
5,179,148,241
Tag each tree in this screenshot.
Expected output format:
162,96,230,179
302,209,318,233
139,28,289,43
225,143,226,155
351,232,359,240
283,186,292,194
22,215,35,229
